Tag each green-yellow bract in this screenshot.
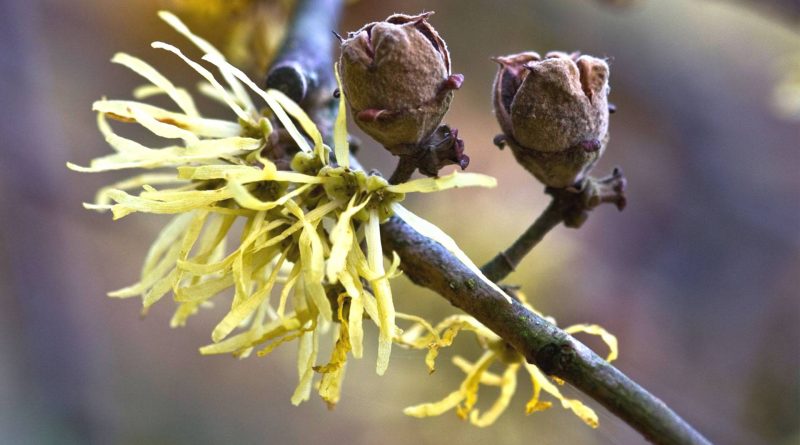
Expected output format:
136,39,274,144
70,11,618,425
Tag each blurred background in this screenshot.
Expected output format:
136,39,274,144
1,0,798,444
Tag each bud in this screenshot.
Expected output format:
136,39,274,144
492,51,611,188
338,12,462,154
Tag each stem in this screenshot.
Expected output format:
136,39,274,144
265,0,344,105
388,155,417,184
481,199,563,282
482,169,627,283
381,217,711,445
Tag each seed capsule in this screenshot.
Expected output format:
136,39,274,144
338,12,460,154
492,51,611,188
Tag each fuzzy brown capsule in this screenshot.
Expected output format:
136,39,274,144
492,51,611,188
338,12,460,154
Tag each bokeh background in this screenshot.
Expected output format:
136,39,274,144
1,0,798,444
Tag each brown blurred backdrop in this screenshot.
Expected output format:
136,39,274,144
1,0,798,444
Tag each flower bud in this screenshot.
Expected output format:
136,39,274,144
338,12,462,154
492,51,611,188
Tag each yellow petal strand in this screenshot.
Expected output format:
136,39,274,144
267,89,324,159
332,62,349,168
348,260,381,323
266,170,325,184
392,204,513,304
111,52,198,117
564,324,619,362
386,171,497,194
404,390,466,418
211,247,288,342
291,318,320,405
366,210,394,375
318,359,346,408
174,275,233,303
93,174,186,206
184,136,262,157
132,84,170,100
526,363,599,428
326,196,369,282
345,275,364,359
143,268,180,308
348,242,381,282
202,53,312,153
452,356,503,386
142,212,195,277
259,199,342,251
105,188,232,219
524,363,552,414
231,212,266,307
229,181,312,211
93,100,241,138
157,10,255,112
317,306,351,407
151,41,252,124
170,301,201,328
470,363,520,427
277,262,301,318
108,239,181,299
129,104,199,145
200,314,299,355
256,330,305,357
196,81,238,107
282,201,330,319
456,351,496,419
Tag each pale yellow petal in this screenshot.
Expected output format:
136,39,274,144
470,363,520,427
267,89,324,159
202,53,312,153
404,390,465,418
564,324,618,362
291,318,320,405
211,248,287,342
386,171,497,194
366,210,395,375
456,351,496,419
129,103,199,145
93,99,241,138
326,196,369,282
525,363,599,428
111,52,198,117
151,41,253,123
157,10,255,112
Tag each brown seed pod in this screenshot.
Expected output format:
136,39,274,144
338,12,462,154
492,51,611,188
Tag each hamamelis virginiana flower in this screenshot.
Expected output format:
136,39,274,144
398,293,617,427
69,11,497,407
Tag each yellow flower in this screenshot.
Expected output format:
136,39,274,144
70,11,496,406
398,293,618,427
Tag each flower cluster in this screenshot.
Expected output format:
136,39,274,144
69,11,495,406
398,292,618,427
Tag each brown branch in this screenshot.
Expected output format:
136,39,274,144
381,217,710,445
388,155,418,185
481,168,628,282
